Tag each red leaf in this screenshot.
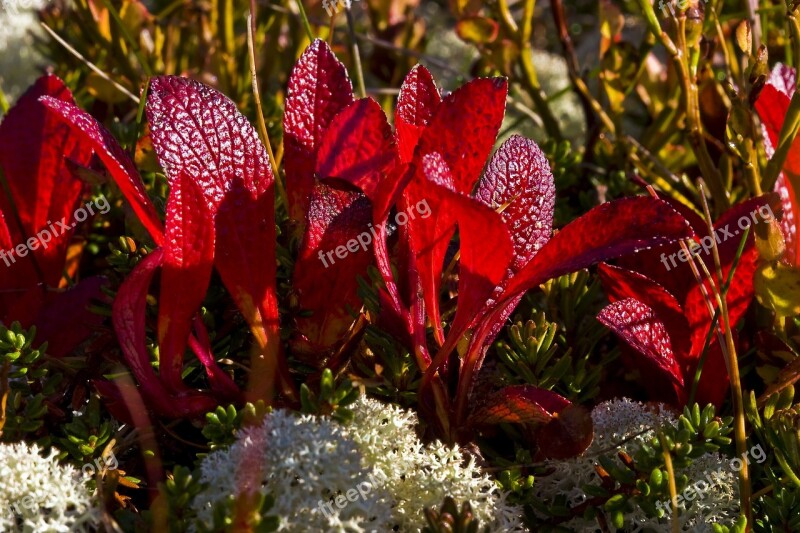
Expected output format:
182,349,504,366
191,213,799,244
755,64,798,173
0,76,103,331
468,385,570,426
597,298,685,391
315,98,397,201
112,250,217,417
284,39,354,223
499,196,691,305
146,75,286,399
619,195,771,305
536,404,594,460
34,276,109,357
395,65,441,163
157,176,215,390
474,135,555,275
39,95,164,244
414,77,507,195
404,153,512,345
0,75,92,292
292,183,373,355
756,65,800,262
446,188,513,344
598,263,691,360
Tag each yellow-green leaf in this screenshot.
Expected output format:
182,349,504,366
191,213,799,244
755,262,800,317
735,20,752,56
456,16,499,45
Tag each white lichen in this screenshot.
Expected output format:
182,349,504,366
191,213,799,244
194,408,394,532
192,397,526,532
349,397,524,531
0,441,97,533
533,398,738,532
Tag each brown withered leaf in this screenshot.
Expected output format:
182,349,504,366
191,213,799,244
536,404,594,460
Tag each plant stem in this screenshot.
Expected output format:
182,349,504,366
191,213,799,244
519,0,563,140
659,431,680,533
0,361,8,436
247,10,288,209
698,183,752,527
294,0,315,42
636,0,729,213
345,9,367,99
687,227,749,406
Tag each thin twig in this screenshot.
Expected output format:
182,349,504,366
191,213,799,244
659,431,680,533
247,9,288,208
294,0,315,41
698,182,752,526
518,0,563,140
40,23,140,104
345,8,367,99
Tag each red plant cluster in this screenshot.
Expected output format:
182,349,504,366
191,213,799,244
0,41,714,439
293,40,692,440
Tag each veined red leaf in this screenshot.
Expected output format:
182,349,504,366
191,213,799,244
426,136,554,379
284,39,354,224
395,65,441,163
39,95,164,244
467,385,570,426
146,75,286,401
414,77,507,195
457,197,690,386
597,298,685,390
598,263,691,360
315,98,397,201
292,183,373,356
474,135,555,275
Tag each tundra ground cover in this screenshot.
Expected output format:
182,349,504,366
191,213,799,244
4,0,800,531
